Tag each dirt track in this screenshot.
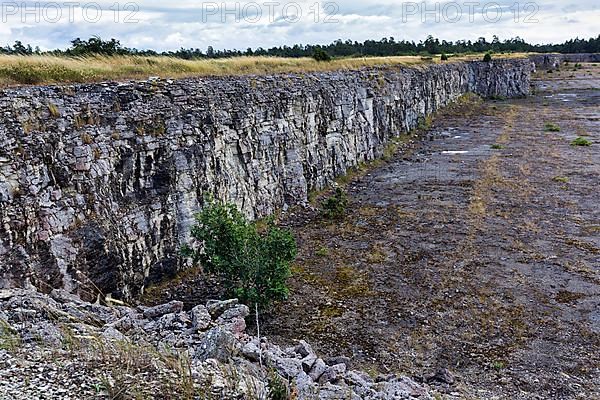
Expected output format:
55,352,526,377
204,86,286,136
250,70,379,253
262,65,600,399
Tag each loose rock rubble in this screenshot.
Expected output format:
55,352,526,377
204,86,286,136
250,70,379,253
0,289,433,399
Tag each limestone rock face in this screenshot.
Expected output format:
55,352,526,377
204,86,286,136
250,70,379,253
0,61,531,299
528,53,600,71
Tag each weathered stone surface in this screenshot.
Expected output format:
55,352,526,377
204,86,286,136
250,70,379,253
309,358,329,381
295,339,315,358
190,304,212,331
269,355,304,379
319,363,347,384
528,53,600,71
206,299,239,318
241,339,261,362
324,355,351,368
142,300,183,319
426,368,455,385
0,61,531,299
195,326,240,362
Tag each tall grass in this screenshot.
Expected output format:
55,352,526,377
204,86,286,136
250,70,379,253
0,53,528,86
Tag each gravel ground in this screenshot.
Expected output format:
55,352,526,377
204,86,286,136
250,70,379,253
261,64,600,399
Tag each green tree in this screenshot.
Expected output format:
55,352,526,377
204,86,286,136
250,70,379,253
182,201,297,309
68,37,125,56
312,48,331,62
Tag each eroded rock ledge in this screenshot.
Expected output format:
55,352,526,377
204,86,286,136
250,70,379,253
0,289,443,399
0,60,531,299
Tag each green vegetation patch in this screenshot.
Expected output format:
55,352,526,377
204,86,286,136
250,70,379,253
544,122,561,132
0,319,21,351
182,200,297,309
571,137,592,146
553,176,569,183
321,188,349,220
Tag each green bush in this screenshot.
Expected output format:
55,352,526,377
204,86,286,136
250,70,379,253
483,52,492,62
182,201,297,308
440,53,449,61
321,188,348,219
571,137,592,147
312,48,331,62
544,122,561,132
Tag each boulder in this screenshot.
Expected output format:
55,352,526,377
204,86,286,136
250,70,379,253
309,358,328,381
143,300,184,319
319,363,347,384
324,355,351,368
377,376,432,399
102,326,127,342
426,367,455,385
216,304,250,322
206,299,239,318
317,383,360,400
157,311,192,331
241,339,262,362
295,371,319,399
0,289,15,300
216,304,249,337
295,340,315,358
190,305,212,331
195,326,240,362
269,354,304,379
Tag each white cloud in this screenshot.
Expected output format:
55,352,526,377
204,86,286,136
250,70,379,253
0,1,596,51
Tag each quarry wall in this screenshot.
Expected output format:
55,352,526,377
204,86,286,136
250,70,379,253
528,53,600,71
0,59,531,299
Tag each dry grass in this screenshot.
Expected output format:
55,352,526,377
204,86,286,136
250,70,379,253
0,53,529,87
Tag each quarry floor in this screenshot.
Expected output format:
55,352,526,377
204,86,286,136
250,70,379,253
265,65,600,399
147,64,600,399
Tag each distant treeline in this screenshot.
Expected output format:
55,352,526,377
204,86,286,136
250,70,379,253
2,35,599,58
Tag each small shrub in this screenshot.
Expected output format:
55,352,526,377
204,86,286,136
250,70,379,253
316,246,329,257
483,52,492,62
417,115,433,130
182,200,297,309
267,369,291,400
321,188,348,219
490,144,505,150
440,53,449,61
571,137,592,147
492,361,506,371
312,48,331,62
553,176,569,183
544,122,560,132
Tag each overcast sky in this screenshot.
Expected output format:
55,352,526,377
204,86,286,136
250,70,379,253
1,1,598,51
